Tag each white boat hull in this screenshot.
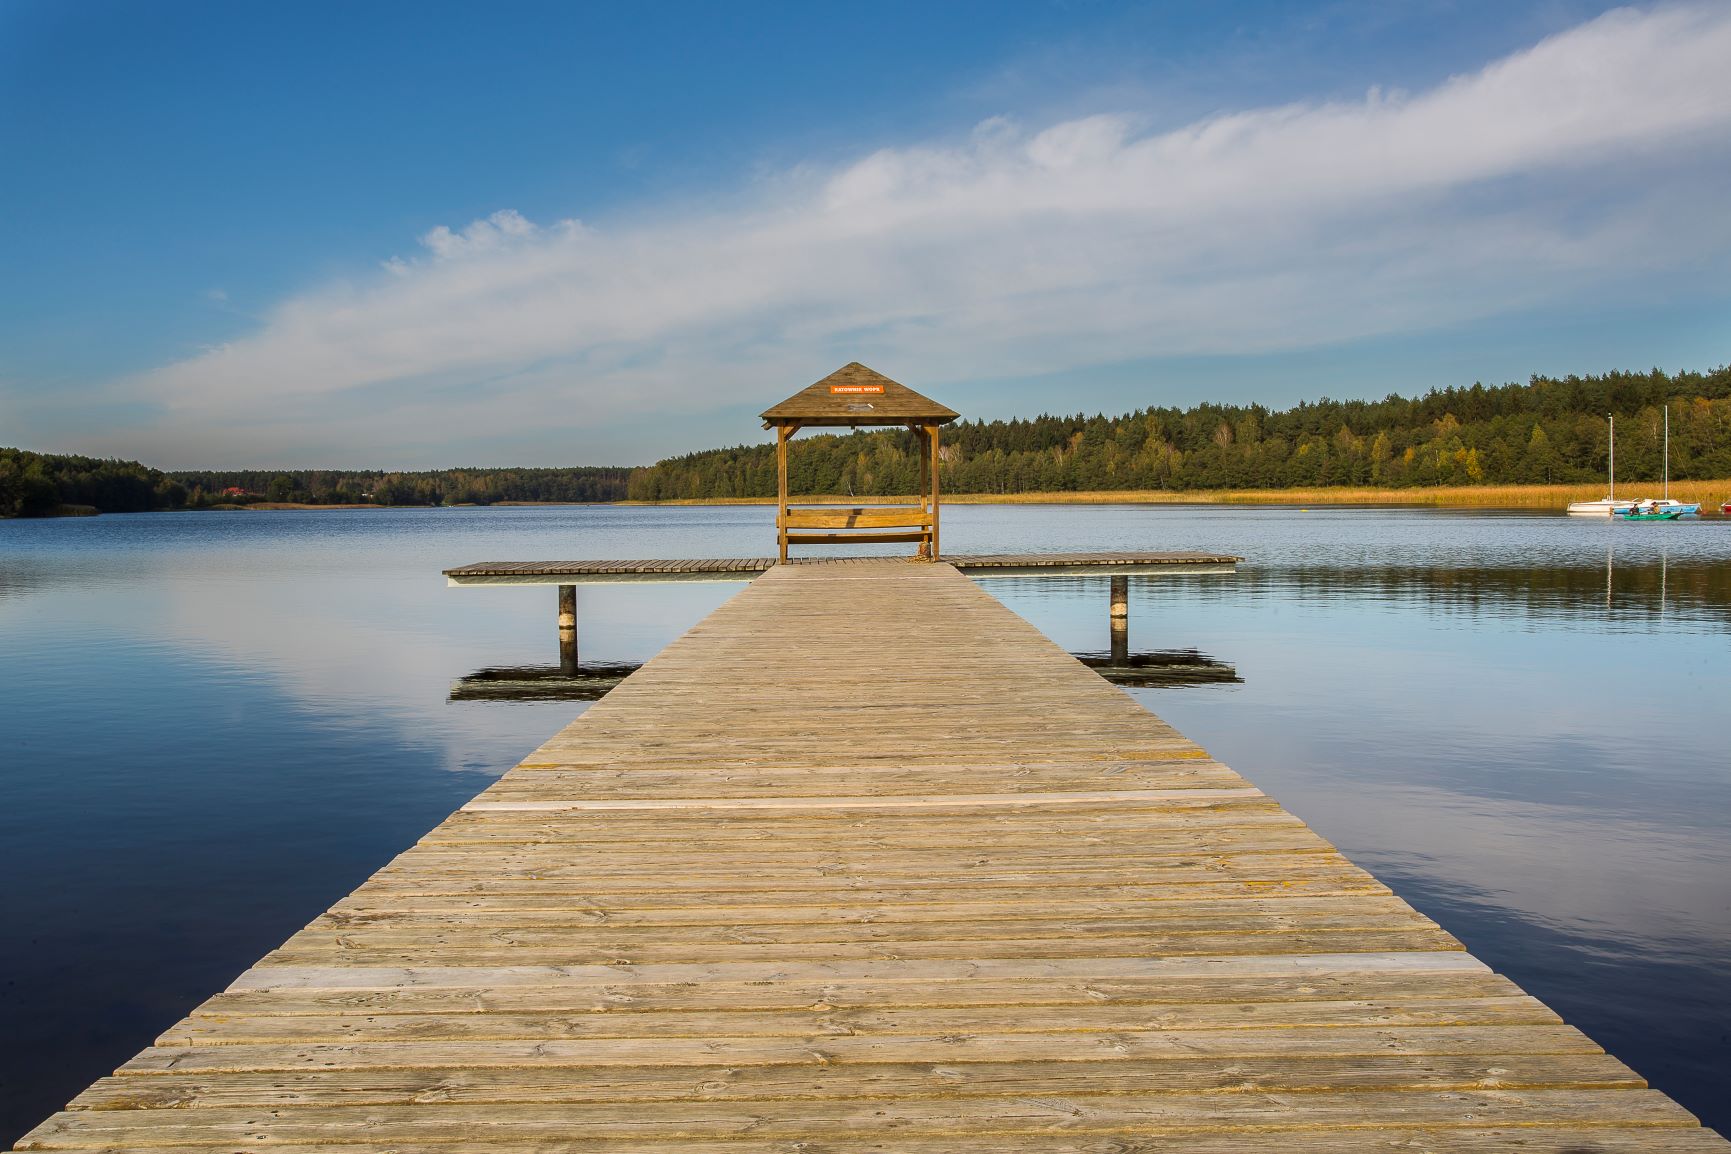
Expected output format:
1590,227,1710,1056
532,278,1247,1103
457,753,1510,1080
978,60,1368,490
1567,499,1635,516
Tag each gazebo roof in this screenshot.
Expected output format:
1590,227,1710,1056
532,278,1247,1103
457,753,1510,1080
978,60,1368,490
760,363,960,428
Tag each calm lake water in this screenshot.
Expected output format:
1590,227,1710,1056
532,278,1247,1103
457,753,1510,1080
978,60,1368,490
2,504,1728,1140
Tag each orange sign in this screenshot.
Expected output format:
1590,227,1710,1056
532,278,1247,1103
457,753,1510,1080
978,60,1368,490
829,384,884,394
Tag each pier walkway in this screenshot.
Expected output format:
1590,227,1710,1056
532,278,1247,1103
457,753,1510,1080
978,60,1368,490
19,560,1727,1151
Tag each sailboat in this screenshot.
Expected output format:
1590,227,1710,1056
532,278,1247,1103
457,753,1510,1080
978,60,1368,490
1616,407,1700,519
1566,415,1634,516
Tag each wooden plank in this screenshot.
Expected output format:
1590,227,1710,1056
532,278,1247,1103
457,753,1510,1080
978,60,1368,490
18,1090,1707,1144
226,951,1491,989
157,997,1562,1045
21,1134,1731,1154
109,1024,1615,1077
783,530,930,544
251,929,1470,967
459,786,1264,811
69,1053,1649,1109
781,509,933,529
14,559,1725,1152
187,969,1527,1016
300,895,1432,933
23,1138,1731,1154
327,876,1397,910
23,1134,1731,1154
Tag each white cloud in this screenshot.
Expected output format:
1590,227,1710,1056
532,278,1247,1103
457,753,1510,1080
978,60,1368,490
119,3,1731,464
418,208,561,260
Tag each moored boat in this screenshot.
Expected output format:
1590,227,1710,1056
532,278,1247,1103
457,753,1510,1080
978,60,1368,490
1612,409,1700,520
1566,414,1632,516
1616,498,1699,520
1568,497,1635,516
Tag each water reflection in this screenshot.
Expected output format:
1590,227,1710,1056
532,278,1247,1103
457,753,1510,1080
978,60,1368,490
450,662,640,702
1076,647,1241,687
1237,556,1729,628
2,504,1728,1141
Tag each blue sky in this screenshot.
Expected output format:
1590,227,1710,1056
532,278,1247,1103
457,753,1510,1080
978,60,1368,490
3,0,1729,468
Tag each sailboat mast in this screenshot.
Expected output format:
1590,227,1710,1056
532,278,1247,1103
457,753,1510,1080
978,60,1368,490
1664,406,1669,500
1608,414,1615,499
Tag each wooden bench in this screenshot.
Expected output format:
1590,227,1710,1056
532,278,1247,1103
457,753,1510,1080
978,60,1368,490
779,504,933,546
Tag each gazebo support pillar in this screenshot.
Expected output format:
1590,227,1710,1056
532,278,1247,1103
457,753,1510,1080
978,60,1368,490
776,425,792,563
929,423,941,560
914,425,931,559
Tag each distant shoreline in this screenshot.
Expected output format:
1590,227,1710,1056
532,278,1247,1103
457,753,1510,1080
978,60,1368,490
19,479,1727,517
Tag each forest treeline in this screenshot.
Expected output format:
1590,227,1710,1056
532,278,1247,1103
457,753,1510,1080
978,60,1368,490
6,366,1729,515
0,448,184,517
168,466,632,507
0,451,631,516
627,366,1731,500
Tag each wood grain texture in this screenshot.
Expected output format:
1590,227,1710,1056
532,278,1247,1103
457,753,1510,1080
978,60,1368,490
15,560,1725,1151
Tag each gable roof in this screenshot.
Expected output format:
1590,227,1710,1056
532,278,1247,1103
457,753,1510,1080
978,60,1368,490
760,363,960,428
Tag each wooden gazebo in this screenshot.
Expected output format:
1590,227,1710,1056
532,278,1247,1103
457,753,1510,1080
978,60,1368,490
761,363,959,561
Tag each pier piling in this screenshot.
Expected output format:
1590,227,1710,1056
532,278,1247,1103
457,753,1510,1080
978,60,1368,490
556,584,577,675
1110,573,1130,663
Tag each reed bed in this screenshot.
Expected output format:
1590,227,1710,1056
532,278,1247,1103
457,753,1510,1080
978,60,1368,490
622,479,1731,511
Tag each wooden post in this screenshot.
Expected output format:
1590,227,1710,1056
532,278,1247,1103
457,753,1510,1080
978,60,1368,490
929,423,942,560
1109,574,1128,666
557,584,577,676
916,426,931,558
915,426,928,507
776,425,790,563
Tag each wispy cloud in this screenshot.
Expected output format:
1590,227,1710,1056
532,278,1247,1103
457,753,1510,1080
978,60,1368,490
120,4,1731,465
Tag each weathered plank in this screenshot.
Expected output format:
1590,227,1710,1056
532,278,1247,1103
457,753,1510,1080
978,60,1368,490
21,1134,1731,1154
18,1090,1708,1144
70,1053,1649,1110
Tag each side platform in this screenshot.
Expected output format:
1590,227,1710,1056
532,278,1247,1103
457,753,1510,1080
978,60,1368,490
18,561,1726,1152
443,551,1240,584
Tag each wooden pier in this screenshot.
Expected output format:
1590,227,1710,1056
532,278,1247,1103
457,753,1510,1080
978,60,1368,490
18,559,1727,1151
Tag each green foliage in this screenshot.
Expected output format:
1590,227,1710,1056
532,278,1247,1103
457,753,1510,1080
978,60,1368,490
167,466,633,507
0,449,633,516
627,366,1731,498
0,448,175,516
